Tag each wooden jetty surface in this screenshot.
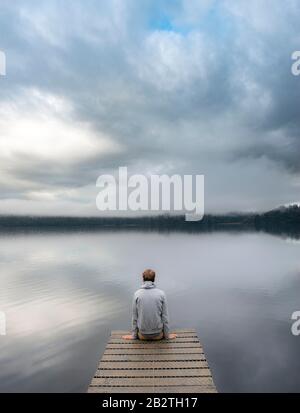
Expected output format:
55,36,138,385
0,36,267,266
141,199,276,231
88,329,217,393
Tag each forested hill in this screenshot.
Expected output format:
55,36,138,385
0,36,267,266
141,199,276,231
254,204,300,234
0,204,300,236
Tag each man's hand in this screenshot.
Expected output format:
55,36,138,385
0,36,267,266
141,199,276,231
168,333,177,340
122,334,135,340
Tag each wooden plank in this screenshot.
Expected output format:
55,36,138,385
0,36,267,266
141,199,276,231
111,331,197,341
109,338,200,344
111,329,196,335
101,354,206,362
104,348,204,355
95,369,211,377
106,343,202,349
88,386,217,393
98,361,209,369
91,376,214,387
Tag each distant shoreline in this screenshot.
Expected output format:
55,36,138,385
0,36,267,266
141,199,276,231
0,205,300,238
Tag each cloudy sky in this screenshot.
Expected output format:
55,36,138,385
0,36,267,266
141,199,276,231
0,0,300,216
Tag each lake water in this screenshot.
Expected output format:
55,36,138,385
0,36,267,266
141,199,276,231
0,230,300,392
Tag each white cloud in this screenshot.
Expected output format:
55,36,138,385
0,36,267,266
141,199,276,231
172,0,215,27
0,116,119,164
224,0,299,35
0,88,124,212
131,30,212,91
0,88,123,166
18,0,131,48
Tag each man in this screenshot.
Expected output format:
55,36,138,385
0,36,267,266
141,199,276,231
122,269,176,340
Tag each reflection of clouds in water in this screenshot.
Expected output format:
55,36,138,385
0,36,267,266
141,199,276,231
195,273,300,392
0,233,131,391
5,291,123,338
208,316,300,392
0,233,114,267
0,231,300,392
2,273,127,342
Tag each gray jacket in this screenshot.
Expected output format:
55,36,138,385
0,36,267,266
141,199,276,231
132,281,170,339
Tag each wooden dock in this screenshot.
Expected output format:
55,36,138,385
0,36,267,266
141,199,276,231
88,329,217,393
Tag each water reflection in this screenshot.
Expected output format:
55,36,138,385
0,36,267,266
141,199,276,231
0,231,300,392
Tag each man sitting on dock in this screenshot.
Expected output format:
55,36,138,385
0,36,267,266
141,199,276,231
122,269,176,341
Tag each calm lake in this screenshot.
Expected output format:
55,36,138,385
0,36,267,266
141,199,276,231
0,231,300,392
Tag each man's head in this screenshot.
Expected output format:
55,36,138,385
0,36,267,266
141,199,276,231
143,269,155,282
